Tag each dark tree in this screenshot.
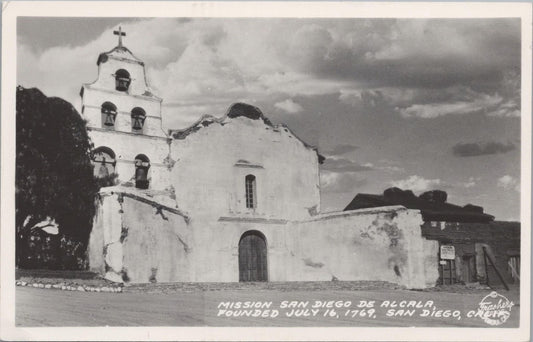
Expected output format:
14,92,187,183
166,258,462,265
16,86,99,266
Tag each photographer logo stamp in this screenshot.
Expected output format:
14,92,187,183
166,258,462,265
469,291,515,326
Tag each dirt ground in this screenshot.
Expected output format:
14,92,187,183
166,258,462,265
16,283,520,327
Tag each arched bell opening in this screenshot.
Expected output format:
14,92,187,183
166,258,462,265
131,107,146,133
115,69,131,91
93,146,117,179
101,102,117,128
134,154,150,189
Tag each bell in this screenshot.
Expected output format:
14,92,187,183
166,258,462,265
135,167,149,189
132,114,146,130
115,77,131,91
103,111,116,126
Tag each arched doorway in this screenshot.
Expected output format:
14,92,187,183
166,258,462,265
238,230,268,282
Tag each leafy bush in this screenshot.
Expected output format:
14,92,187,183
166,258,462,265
16,86,99,268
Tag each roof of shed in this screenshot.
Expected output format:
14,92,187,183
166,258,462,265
344,188,495,223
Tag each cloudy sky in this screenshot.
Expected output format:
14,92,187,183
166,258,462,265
17,17,521,220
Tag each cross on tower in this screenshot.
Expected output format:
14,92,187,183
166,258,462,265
113,26,126,47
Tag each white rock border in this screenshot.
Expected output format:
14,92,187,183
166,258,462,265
16,280,123,293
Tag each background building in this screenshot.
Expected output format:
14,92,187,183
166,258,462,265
345,188,520,287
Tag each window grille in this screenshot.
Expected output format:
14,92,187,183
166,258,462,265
245,175,256,209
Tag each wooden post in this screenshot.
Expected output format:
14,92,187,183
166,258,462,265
483,248,490,287
508,260,520,281
483,247,510,291
449,260,453,285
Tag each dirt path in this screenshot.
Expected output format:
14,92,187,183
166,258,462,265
16,286,520,327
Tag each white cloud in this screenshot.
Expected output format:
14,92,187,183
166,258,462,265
379,165,404,173
338,89,385,108
358,161,404,173
18,18,520,130
497,175,520,192
320,171,366,194
258,71,349,97
487,100,520,117
18,18,353,129
399,93,503,119
274,98,303,114
462,177,479,188
339,84,520,120
390,175,442,192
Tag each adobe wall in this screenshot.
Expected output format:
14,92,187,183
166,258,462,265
88,193,438,289
87,188,192,283
193,206,439,289
81,54,165,137
89,130,171,189
81,45,171,190
286,207,439,289
170,116,321,221
421,221,520,284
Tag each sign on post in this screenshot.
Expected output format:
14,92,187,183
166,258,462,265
440,245,455,260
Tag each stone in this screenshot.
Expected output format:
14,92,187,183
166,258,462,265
104,271,124,284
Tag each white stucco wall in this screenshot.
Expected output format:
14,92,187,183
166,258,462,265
93,54,148,97
194,206,438,289
80,45,171,189
170,116,321,221
88,188,191,283
88,129,170,189
83,43,439,289
81,52,165,137
88,191,439,289
82,87,164,137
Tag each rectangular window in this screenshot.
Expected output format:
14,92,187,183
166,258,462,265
245,175,256,209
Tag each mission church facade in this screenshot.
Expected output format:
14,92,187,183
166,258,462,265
85,29,439,288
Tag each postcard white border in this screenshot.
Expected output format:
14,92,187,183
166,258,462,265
2,1,531,341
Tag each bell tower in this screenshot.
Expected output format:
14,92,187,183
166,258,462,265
80,27,170,190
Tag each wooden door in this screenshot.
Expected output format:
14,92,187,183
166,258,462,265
239,231,267,282
439,260,457,285
462,254,477,283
